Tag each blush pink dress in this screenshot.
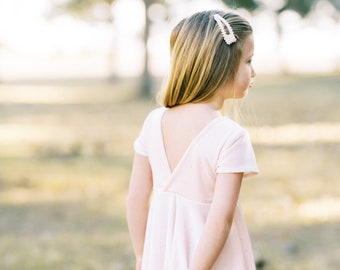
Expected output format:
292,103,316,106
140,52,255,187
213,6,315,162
134,107,259,270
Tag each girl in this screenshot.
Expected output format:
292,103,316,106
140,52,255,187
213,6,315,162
127,10,259,270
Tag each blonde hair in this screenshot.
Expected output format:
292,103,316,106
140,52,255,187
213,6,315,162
161,10,252,108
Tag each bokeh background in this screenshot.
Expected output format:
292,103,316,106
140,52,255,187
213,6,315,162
0,0,339,269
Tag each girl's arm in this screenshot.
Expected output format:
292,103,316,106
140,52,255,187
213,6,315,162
126,153,153,266
189,172,243,270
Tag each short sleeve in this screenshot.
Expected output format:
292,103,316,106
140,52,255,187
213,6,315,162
133,107,166,157
216,130,259,177
134,114,151,157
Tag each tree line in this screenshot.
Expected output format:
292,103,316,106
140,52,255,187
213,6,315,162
53,0,340,97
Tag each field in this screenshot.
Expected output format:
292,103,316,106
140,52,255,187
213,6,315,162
0,74,339,269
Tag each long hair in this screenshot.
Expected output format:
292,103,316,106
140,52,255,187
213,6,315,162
161,10,252,108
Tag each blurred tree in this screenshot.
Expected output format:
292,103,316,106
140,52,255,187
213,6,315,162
277,0,340,16
221,0,261,11
55,0,113,16
221,0,340,17
141,0,155,97
52,0,164,98
274,0,340,72
55,0,339,93
221,0,339,71
221,0,339,18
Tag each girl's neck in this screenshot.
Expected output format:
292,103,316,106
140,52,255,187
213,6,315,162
173,102,222,117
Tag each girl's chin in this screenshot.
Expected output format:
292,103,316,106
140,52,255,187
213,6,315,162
234,91,248,100
241,89,249,98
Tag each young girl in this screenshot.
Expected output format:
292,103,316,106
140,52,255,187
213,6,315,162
127,10,259,270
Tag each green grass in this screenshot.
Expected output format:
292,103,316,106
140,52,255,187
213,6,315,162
0,75,339,269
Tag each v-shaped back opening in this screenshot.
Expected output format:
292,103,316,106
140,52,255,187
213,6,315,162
160,108,221,175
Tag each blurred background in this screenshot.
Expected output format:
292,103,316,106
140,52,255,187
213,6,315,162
0,0,339,269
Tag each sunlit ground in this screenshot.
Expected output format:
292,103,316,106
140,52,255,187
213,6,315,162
0,74,339,269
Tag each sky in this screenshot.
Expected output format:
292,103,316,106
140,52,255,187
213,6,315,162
0,0,339,80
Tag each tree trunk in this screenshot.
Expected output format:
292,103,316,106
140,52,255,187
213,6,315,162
141,0,152,98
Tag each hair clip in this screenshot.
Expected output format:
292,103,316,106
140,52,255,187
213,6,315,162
213,14,237,45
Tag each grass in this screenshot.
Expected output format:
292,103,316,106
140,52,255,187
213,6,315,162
0,74,339,269
0,156,134,269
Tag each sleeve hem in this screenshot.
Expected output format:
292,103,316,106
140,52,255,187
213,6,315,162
216,167,259,177
134,142,148,157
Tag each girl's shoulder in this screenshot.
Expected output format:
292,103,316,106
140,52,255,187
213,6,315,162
143,107,166,122
145,106,166,119
211,116,252,144
140,107,167,131
218,116,247,134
